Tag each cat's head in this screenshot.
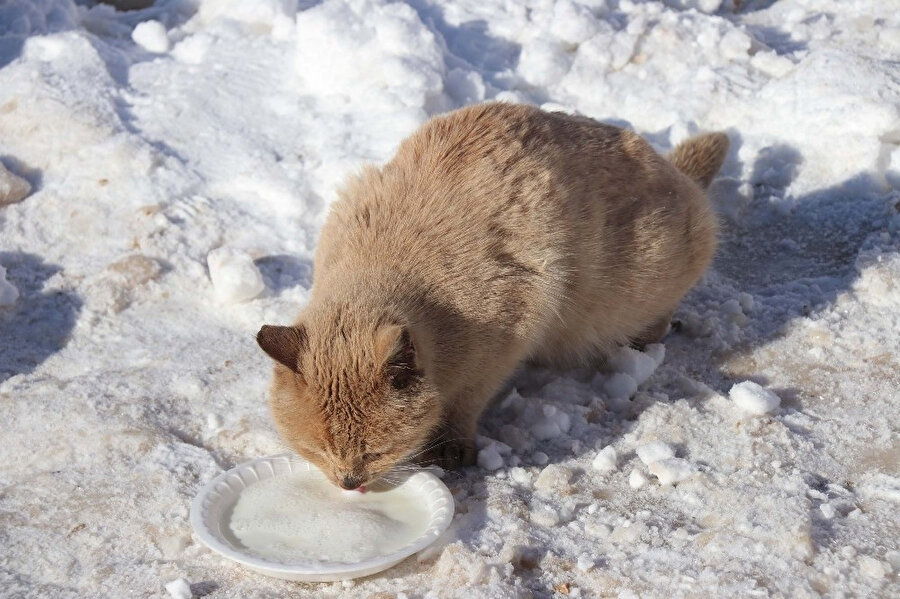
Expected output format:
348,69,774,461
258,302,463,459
256,309,441,489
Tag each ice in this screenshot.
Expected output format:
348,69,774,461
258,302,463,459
132,21,170,54
636,441,675,466
648,458,697,486
591,446,617,473
729,381,781,415
476,446,504,471
0,162,31,206
164,578,192,599
0,264,18,307
206,247,265,303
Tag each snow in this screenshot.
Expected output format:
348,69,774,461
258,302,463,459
207,247,266,303
0,161,31,206
0,264,18,307
635,441,675,466
164,577,192,599
607,345,664,386
647,458,697,486
132,20,170,54
476,445,504,471
729,380,782,415
628,468,648,489
2,0,899,597
602,372,637,399
591,445,617,473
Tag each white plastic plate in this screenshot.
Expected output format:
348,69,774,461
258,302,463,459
190,454,454,582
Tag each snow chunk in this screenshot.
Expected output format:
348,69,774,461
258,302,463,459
207,248,265,303
608,345,664,386
0,264,19,307
205,414,222,431
510,467,532,486
629,468,648,489
532,451,549,466
518,37,571,86
636,441,675,466
0,162,31,206
576,554,595,572
531,404,571,440
667,0,723,13
751,51,794,78
591,446,617,473
859,555,887,579
531,504,561,527
535,464,572,491
132,21,170,54
729,381,781,415
172,33,213,64
648,458,697,485
477,446,504,471
602,373,637,399
720,29,751,61
549,1,600,45
164,577,192,599
294,0,444,136
196,0,297,32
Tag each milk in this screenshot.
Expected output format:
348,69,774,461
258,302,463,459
228,470,432,563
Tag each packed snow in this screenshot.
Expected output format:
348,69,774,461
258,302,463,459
1,0,899,597
729,379,782,415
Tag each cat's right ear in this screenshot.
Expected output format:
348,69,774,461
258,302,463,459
256,325,307,371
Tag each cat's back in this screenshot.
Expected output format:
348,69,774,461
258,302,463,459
316,103,647,281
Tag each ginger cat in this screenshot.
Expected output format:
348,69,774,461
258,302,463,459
257,102,728,489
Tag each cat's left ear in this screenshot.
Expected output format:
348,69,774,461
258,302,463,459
374,324,419,390
256,324,307,371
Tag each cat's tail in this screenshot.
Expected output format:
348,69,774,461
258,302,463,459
668,132,729,189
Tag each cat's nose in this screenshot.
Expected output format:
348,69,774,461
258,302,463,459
340,475,361,490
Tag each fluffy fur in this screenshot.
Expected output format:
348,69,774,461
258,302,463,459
257,102,727,487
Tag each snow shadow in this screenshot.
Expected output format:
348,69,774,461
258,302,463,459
407,0,522,87
0,252,82,382
254,254,314,296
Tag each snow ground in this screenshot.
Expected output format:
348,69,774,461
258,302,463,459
1,0,899,597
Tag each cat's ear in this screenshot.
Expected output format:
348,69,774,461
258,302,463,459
374,324,420,390
256,324,307,371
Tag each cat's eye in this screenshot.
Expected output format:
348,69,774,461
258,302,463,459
390,369,416,390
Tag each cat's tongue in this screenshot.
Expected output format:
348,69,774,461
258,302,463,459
357,485,368,493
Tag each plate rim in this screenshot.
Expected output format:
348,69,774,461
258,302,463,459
189,453,454,579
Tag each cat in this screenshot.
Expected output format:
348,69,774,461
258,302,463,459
257,102,727,490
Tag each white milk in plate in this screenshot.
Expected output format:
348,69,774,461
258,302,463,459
227,470,432,563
